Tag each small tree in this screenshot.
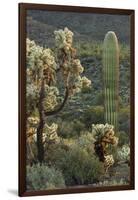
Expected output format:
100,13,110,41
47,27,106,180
26,27,91,163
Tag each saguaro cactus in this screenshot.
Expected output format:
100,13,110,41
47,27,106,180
103,31,119,130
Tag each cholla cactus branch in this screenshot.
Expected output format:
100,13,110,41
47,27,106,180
92,123,119,172
26,27,91,163
43,123,59,145
54,27,91,95
45,87,69,116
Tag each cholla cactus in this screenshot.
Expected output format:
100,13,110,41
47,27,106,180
54,27,91,95
27,116,40,126
81,76,91,88
92,123,118,172
42,85,59,112
92,123,114,140
70,59,84,75
41,48,56,69
43,123,59,145
26,84,40,115
27,116,40,140
26,27,91,163
26,38,56,86
104,155,114,172
26,39,43,83
54,27,73,51
26,40,58,117
117,145,130,162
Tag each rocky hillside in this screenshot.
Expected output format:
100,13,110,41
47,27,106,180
27,10,130,46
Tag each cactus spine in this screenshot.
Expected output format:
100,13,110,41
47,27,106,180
103,31,119,130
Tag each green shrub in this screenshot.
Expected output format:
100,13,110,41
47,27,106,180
48,144,104,186
117,131,129,146
75,41,129,61
26,164,65,190
93,91,104,105
118,107,130,133
119,44,130,62
75,41,103,59
82,106,104,128
58,119,85,138
45,142,69,165
77,132,95,153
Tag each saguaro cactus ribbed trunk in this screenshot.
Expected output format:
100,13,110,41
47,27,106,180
103,31,119,130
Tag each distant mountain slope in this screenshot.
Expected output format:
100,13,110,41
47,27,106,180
27,17,56,47
27,16,90,47
27,10,130,45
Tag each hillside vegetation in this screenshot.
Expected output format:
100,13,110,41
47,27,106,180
26,11,130,190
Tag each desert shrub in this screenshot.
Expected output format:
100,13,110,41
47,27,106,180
118,107,130,134
75,42,129,62
77,131,95,153
48,143,104,186
119,44,130,62
76,41,102,59
81,86,92,94
73,119,86,135
93,91,104,105
44,141,69,165
82,106,104,128
117,131,129,146
26,141,37,165
58,119,85,138
97,178,128,186
26,164,65,190
57,121,74,138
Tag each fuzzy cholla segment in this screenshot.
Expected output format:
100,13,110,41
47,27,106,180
27,120,59,144
92,123,114,140
26,38,59,114
81,76,92,89
41,48,57,70
54,27,73,50
27,116,40,141
54,27,91,95
117,145,130,162
43,85,59,112
26,38,43,70
43,123,59,144
104,155,114,172
26,38,56,83
92,123,119,172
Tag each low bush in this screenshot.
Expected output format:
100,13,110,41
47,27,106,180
77,131,95,154
26,164,65,190
82,106,104,128
117,131,129,146
118,107,130,134
58,119,85,138
47,143,104,186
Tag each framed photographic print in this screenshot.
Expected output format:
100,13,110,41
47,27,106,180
19,3,135,197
